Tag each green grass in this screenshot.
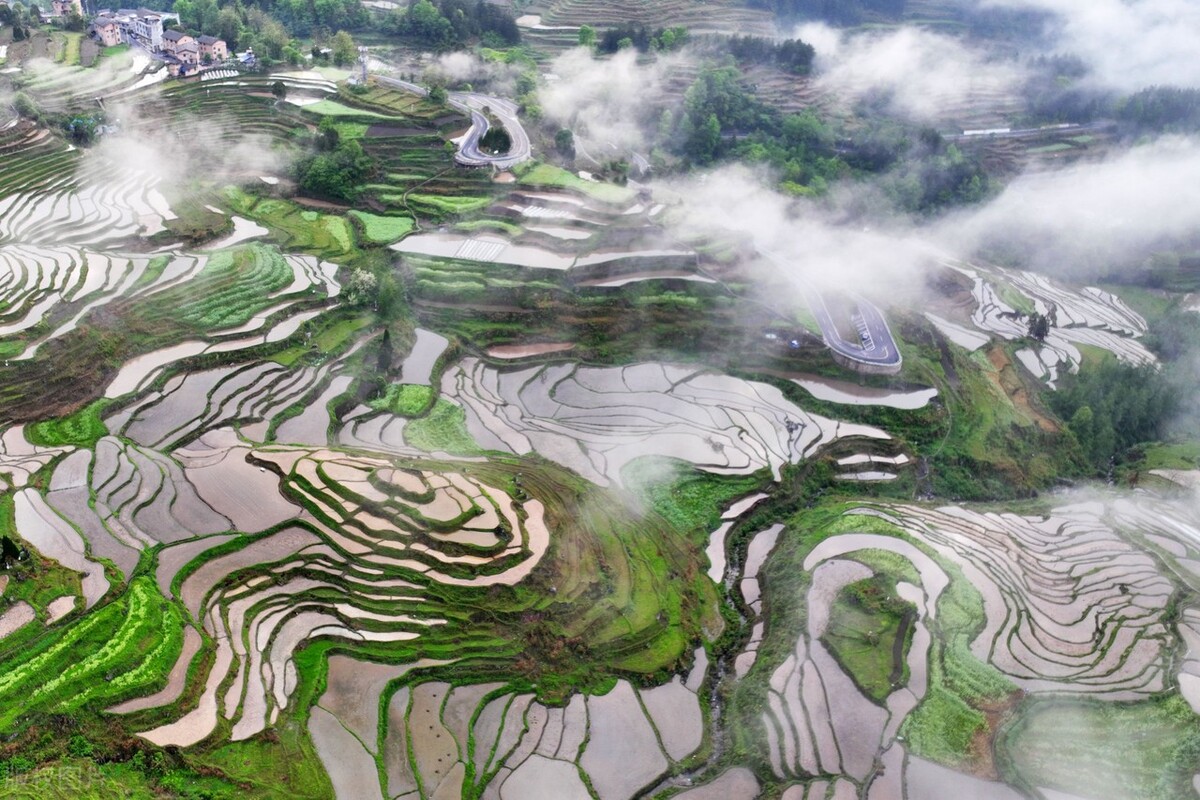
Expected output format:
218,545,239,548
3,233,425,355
196,722,333,799
332,121,369,140
404,399,483,455
165,244,293,331
515,162,636,205
220,187,354,257
370,383,434,417
1026,142,1075,154
1096,283,1178,321
405,193,492,216
1003,695,1200,800
0,578,182,730
26,398,111,448
993,282,1035,315
312,313,373,352
0,759,157,799
94,43,130,62
304,100,397,120
1137,441,1200,470
822,575,914,702
454,219,523,236
349,210,415,244
621,456,765,543
901,685,986,766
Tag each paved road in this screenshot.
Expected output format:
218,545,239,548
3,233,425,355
375,75,532,170
803,286,902,371
760,249,902,372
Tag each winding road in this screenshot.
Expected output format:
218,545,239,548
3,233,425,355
759,249,902,374
375,75,532,170
803,286,903,373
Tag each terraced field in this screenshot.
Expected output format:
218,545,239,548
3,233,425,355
528,0,776,36
927,259,1155,386
3,35,1200,800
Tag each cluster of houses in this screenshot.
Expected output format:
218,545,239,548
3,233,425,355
89,8,232,76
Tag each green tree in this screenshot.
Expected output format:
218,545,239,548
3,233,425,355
13,93,39,120
578,24,595,47
317,116,340,150
686,113,721,163
1026,312,1050,342
428,84,448,104
271,80,288,100
216,7,242,48
555,128,575,158
331,30,356,66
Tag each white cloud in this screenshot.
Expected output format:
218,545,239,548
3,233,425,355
796,23,1024,123
984,0,1200,90
941,135,1200,274
539,47,683,155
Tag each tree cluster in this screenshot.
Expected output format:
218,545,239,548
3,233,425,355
1117,86,1200,134
846,124,990,214
0,2,34,39
1049,361,1180,473
595,23,687,54
293,118,374,201
383,0,519,50
268,0,367,37
718,35,815,74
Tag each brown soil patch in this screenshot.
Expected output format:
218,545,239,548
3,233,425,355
986,346,1058,433
967,690,1023,780
294,196,350,211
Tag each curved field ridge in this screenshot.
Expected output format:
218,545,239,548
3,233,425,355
313,654,708,800
129,442,553,748
441,359,889,487
251,446,550,585
856,503,1173,697
762,535,946,789
0,424,70,491
14,487,109,608
943,261,1154,386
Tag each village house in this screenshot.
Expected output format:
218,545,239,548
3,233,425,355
49,0,82,17
160,29,193,55
175,40,199,65
89,8,166,50
90,15,122,47
196,35,227,62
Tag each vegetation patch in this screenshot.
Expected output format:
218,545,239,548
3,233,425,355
370,382,434,417
404,398,483,454
349,209,415,244
1002,695,1200,800
0,578,182,730
26,398,111,448
515,162,636,205
405,193,492,216
822,575,915,703
622,456,766,543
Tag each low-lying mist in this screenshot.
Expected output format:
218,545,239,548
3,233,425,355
985,0,1200,91
84,98,289,186
795,23,1025,124
540,46,686,156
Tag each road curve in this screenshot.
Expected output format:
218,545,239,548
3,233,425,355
760,249,902,373
375,75,532,170
804,286,903,373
